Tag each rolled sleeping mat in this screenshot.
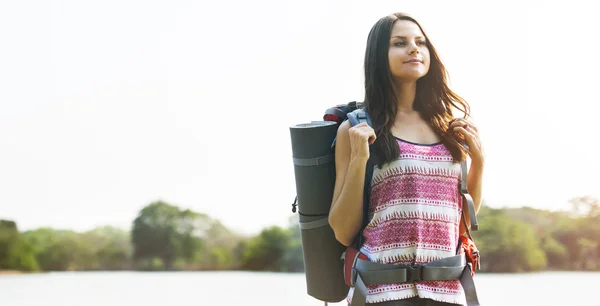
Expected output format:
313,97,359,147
289,121,349,303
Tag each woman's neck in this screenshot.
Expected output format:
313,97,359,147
394,81,418,114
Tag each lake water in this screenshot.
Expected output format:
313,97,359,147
0,271,598,306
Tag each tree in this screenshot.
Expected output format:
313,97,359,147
82,226,132,270
131,201,181,270
0,220,20,268
282,221,305,272
22,228,95,271
177,209,209,267
472,208,547,272
541,236,569,269
197,220,245,270
241,226,292,271
131,201,211,270
0,220,38,271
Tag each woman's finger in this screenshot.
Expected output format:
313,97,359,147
453,126,475,143
450,119,478,133
449,119,463,129
465,125,479,137
449,119,469,130
365,130,376,144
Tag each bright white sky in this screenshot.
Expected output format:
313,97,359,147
1,1,598,235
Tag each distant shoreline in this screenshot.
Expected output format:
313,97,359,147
1,269,597,276
0,270,49,276
0,270,23,275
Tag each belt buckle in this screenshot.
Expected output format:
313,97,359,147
474,252,481,270
351,267,358,287
405,264,423,283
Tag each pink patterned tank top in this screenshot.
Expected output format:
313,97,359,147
347,137,466,305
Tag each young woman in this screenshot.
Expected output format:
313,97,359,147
329,13,484,306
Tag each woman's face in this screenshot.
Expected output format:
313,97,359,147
388,20,430,82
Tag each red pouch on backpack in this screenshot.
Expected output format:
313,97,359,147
458,235,480,276
343,246,369,287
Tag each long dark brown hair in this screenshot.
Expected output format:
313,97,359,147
364,12,470,165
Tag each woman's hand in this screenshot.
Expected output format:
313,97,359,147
348,122,376,162
449,118,484,164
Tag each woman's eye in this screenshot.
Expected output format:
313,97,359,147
393,40,426,47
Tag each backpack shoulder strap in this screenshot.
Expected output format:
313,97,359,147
346,108,372,127
460,158,479,237
346,108,375,248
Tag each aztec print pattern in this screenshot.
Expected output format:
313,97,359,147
347,138,466,305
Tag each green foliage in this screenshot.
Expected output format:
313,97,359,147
130,201,236,270
541,236,569,269
282,224,305,272
4,196,600,274
241,226,293,272
472,207,547,272
19,226,130,271
131,201,182,270
196,220,242,270
0,221,38,271
83,226,132,270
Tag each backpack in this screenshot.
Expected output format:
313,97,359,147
289,102,480,305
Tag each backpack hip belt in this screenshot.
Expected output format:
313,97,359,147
348,252,479,306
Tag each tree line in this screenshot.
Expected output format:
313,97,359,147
1,196,599,273
0,201,304,273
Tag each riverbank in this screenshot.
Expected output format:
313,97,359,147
0,270,23,275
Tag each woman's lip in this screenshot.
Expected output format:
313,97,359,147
404,59,422,63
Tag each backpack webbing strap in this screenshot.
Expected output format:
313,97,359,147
355,158,374,247
346,109,375,248
346,109,372,127
292,154,335,167
461,161,479,232
350,253,480,306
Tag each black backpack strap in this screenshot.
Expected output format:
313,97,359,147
346,108,375,248
354,157,375,247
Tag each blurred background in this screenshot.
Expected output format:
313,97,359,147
1,0,599,305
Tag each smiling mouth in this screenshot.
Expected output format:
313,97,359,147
404,59,422,64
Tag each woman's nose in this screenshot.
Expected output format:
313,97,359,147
409,44,419,55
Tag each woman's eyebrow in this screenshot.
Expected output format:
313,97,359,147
390,35,425,40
